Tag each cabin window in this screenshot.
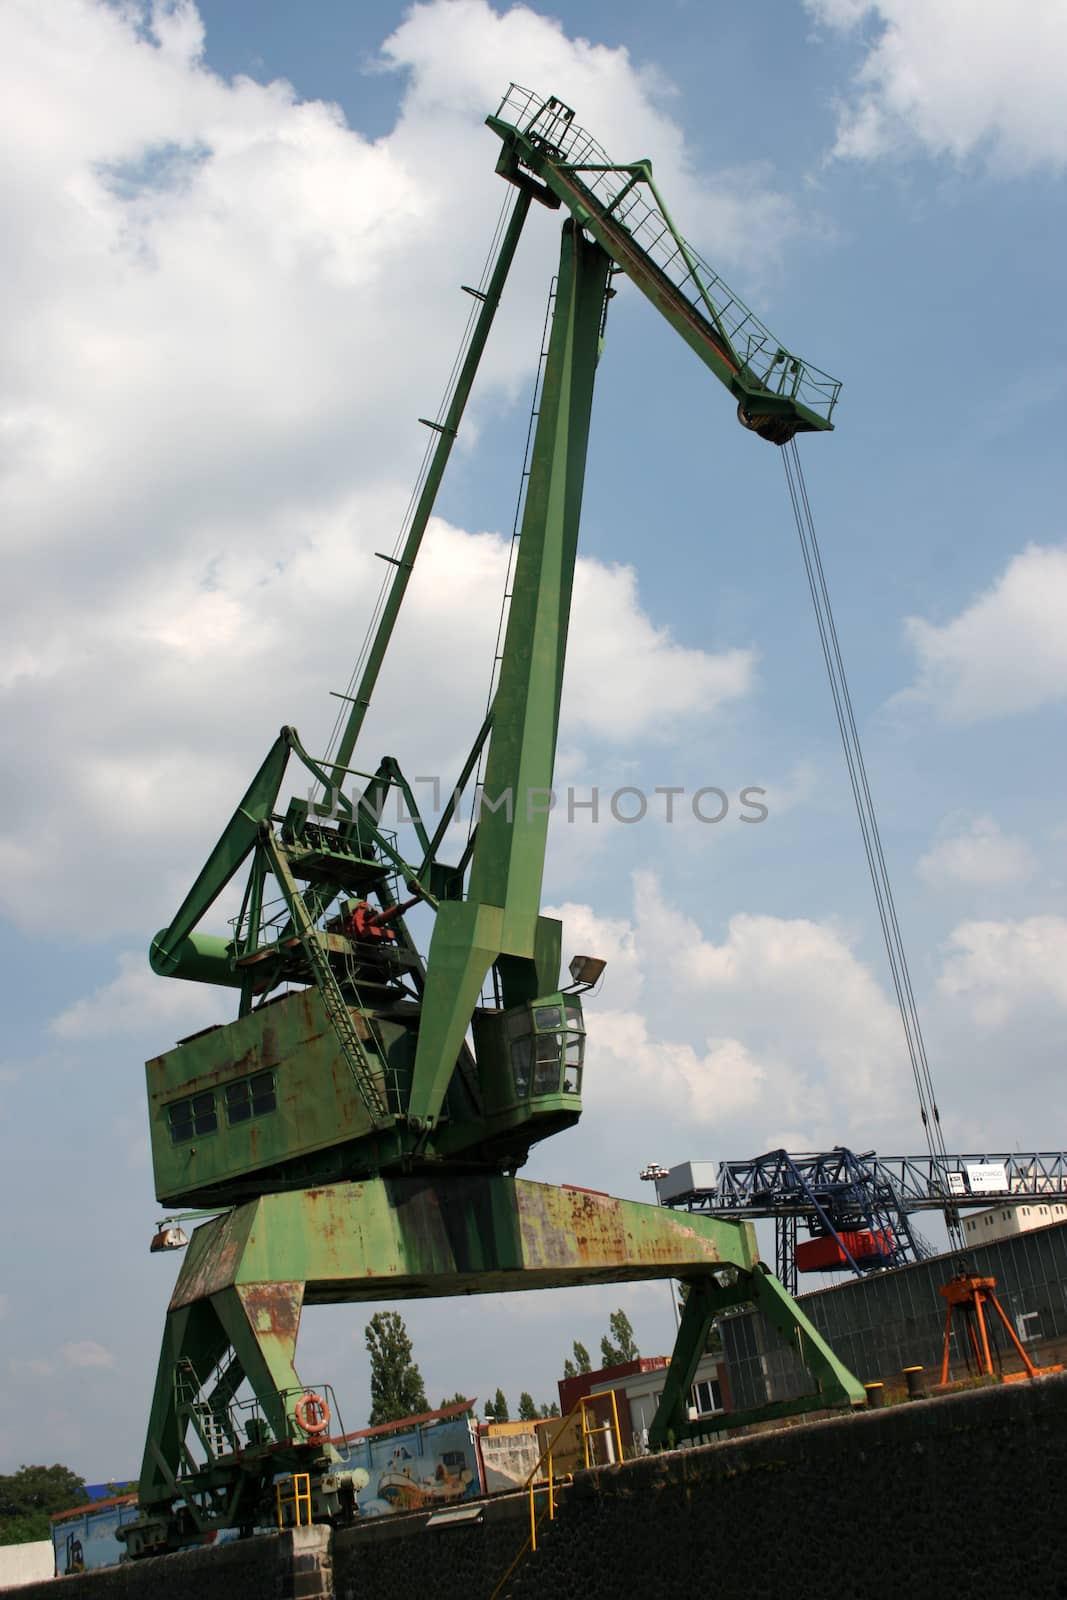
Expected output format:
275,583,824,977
168,1091,217,1144
533,1032,563,1094
512,1036,531,1097
508,999,586,1099
225,1071,277,1126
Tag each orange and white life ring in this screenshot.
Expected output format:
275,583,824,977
293,1391,331,1439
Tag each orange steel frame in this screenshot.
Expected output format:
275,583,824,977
939,1274,1063,1385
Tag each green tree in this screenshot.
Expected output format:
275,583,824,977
572,1341,592,1373
539,1401,561,1418
599,1309,639,1368
0,1464,87,1545
517,1392,538,1421
438,1393,471,1412
365,1312,428,1426
563,1357,576,1379
490,1387,509,1422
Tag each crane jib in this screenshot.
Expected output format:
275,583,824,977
486,90,840,441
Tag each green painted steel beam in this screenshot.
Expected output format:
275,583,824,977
405,220,611,1130
646,1260,867,1448
149,729,293,979
467,220,610,921
748,1258,867,1407
168,1177,761,1305
487,99,839,442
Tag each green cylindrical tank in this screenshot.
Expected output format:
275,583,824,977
149,930,241,987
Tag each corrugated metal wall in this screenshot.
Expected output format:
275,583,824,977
723,1219,1067,1408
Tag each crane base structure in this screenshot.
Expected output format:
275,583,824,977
124,1178,865,1555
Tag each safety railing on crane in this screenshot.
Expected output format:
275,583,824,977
491,83,841,429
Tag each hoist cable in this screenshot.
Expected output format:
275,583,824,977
792,451,946,1149
782,440,963,1250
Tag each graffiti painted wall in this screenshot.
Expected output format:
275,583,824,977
341,1415,483,1518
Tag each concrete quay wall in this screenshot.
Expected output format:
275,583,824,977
5,1525,331,1598
13,1376,1067,1597
334,1375,1067,1599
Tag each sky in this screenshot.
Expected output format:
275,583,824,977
2,0,1066,1478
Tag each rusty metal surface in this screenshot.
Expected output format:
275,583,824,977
147,988,385,1207
235,1281,304,1343
167,1178,758,1309
169,1204,257,1309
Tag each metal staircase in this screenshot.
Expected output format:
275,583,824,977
264,834,390,1127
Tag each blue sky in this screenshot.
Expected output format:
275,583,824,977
2,0,1066,1477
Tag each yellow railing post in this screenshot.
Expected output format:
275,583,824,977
489,1397,587,1600
608,1388,622,1463
275,1471,313,1529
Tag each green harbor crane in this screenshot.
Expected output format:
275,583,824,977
123,86,860,1556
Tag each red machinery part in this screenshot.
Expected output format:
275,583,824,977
796,1229,895,1273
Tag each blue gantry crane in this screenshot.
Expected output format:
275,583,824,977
656,1148,1067,1293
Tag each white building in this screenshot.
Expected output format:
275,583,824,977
962,1201,1067,1245
589,1352,725,1455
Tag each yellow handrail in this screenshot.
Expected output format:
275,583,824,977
489,1391,624,1599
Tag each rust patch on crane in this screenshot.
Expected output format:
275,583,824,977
236,1281,304,1342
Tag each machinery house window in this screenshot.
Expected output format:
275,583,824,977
168,1091,217,1144
225,1071,277,1126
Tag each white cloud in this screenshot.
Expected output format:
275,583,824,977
9,1357,56,1379
918,815,1033,889
807,0,1067,171
50,951,229,1040
544,900,643,1003
556,872,909,1149
901,544,1067,722
938,915,1067,1025
0,0,777,944
588,1009,768,1124
567,559,754,741
381,1,798,260
63,1340,115,1370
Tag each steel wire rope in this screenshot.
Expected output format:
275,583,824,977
781,440,963,1250
791,448,948,1153
321,193,516,771
782,445,927,1125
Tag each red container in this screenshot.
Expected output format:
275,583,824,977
797,1229,894,1273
